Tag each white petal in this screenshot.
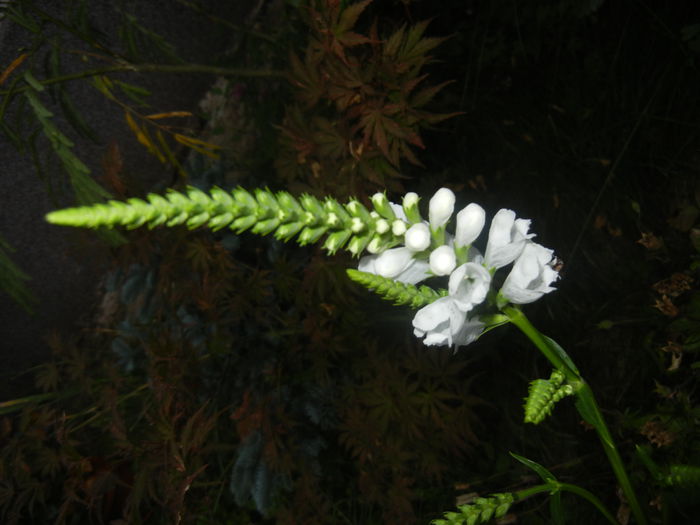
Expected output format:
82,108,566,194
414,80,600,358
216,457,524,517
404,222,431,251
412,296,465,347
452,317,485,347
429,188,455,229
395,258,431,285
500,243,559,304
484,209,534,269
455,203,485,247
429,245,457,276
448,262,492,311
373,247,414,278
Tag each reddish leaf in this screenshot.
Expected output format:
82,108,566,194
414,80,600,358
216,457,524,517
336,0,373,35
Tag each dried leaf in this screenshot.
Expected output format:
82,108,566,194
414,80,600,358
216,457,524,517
0,53,27,86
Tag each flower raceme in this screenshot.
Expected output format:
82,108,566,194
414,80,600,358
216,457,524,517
355,187,560,349
45,185,559,350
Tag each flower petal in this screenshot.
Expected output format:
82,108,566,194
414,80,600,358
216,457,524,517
405,222,431,251
500,242,559,304
484,209,535,269
429,188,455,229
455,203,485,247
429,245,457,276
448,262,492,311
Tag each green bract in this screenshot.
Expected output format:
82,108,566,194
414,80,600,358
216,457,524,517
45,186,414,256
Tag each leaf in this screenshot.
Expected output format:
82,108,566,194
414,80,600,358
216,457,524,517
155,130,185,176
0,53,28,86
145,111,193,120
510,452,558,484
24,71,44,91
336,0,373,35
58,87,100,142
114,79,151,106
174,133,221,159
125,110,165,162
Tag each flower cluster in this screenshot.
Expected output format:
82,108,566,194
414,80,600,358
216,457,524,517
357,188,560,348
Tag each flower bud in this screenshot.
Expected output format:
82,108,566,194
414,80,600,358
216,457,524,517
429,188,455,229
429,245,456,276
455,203,485,247
404,222,431,252
370,192,396,220
402,192,422,223
374,218,390,235
392,220,407,236
374,247,414,278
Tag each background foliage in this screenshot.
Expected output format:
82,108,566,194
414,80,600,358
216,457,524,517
1,0,699,524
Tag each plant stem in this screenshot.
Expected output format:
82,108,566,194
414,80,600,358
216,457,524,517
503,306,648,525
0,63,284,96
515,483,619,524
502,306,578,382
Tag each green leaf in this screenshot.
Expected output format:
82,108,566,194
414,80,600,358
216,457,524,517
510,452,557,484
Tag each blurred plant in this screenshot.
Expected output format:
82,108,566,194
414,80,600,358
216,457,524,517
276,0,459,197
0,0,277,310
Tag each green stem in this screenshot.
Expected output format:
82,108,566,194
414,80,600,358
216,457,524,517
503,306,648,525
502,306,578,382
515,482,619,525
0,63,284,96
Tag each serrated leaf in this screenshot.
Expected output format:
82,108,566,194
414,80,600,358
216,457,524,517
336,0,372,35
384,25,406,58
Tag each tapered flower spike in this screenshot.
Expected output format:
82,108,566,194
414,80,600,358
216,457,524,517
346,269,446,308
431,492,514,525
46,186,410,257
523,369,575,424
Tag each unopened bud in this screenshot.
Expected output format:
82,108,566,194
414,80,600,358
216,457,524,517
429,245,456,276
429,188,455,229
455,203,485,247
404,223,430,252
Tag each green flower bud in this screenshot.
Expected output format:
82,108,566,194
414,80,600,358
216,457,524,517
252,217,280,235
298,225,327,245
231,215,256,232
370,192,396,220
187,212,210,229
323,230,351,254
274,221,304,241
347,233,372,256
208,212,234,231
402,192,422,224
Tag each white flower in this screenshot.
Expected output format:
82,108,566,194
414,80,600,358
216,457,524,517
405,223,431,251
484,209,535,269
358,247,430,284
448,262,492,311
429,245,456,276
429,188,455,229
455,203,485,248
412,296,484,347
500,242,559,304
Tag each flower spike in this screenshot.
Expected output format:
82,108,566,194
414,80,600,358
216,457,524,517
523,369,574,424
46,186,408,257
346,269,445,309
